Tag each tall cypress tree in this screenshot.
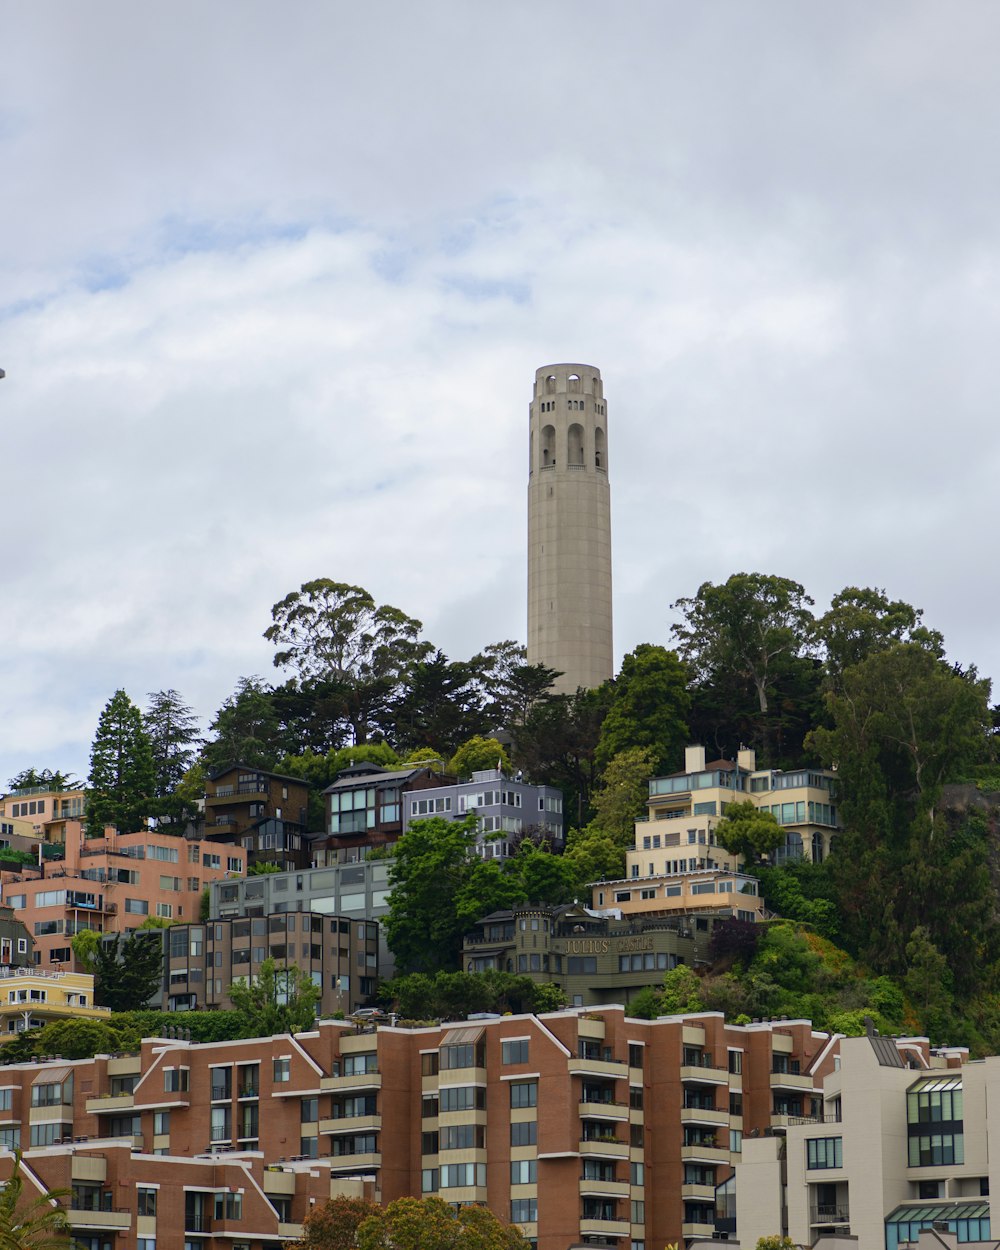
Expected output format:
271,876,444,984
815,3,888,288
86,689,156,834
144,688,200,798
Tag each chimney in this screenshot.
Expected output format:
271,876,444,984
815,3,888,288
685,746,706,774
737,747,756,772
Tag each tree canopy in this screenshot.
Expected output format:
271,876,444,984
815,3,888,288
229,956,321,1035
595,644,690,773
86,689,156,833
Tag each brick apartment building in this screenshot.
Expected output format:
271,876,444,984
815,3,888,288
0,1006,841,1249
0,829,245,970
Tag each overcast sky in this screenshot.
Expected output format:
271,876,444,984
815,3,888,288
2,2,999,784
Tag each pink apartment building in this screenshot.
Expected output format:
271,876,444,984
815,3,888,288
0,827,245,970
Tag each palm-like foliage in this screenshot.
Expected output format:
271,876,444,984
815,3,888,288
0,1152,73,1250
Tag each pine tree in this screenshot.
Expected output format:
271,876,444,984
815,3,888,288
144,689,200,798
86,690,156,833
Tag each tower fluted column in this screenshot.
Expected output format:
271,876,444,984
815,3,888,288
527,363,613,694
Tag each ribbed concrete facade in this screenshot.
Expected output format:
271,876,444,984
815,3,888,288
527,363,613,694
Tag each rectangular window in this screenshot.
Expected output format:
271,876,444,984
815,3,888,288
511,1120,537,1146
154,1111,170,1135
806,1137,843,1170
0,1089,11,1112
137,1188,157,1218
164,1068,189,1092
510,1082,537,1108
510,1199,537,1224
510,1159,537,1184
439,1086,486,1112
502,1039,529,1065
273,1058,291,1083
440,1162,486,1188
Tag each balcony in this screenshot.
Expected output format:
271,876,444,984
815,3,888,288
320,1115,381,1136
680,1105,729,1128
568,1056,628,1080
811,1204,850,1226
321,1071,381,1093
682,1182,716,1201
680,1144,730,1165
85,1093,135,1115
263,1169,297,1196
184,1215,212,1234
578,1099,629,1121
579,1138,628,1160
328,1152,381,1171
278,1223,305,1240
71,1155,107,1183
682,1220,717,1239
579,1217,630,1238
579,1177,629,1199
770,1070,815,1093
68,1209,132,1232
680,1064,729,1086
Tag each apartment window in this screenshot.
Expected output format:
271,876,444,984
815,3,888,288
441,1124,485,1150
628,1044,644,1069
440,1162,486,1188
273,1058,291,1082
213,1193,242,1221
502,1039,529,1065
730,1129,743,1153
342,1052,378,1076
421,1053,439,1077
511,1159,537,1184
510,1082,537,1109
631,1161,645,1185
0,1128,20,1150
32,1080,69,1107
156,903,173,919
137,1188,157,1218
728,1050,743,1074
629,1086,644,1110
421,1131,439,1155
439,1086,486,1112
422,1168,440,1193
125,898,149,914
0,1089,11,1112
511,1120,537,1146
301,1098,319,1123
806,1137,843,1170
511,1199,537,1224
154,1112,170,1135
164,1068,189,1092
210,1105,231,1142
30,1122,71,1147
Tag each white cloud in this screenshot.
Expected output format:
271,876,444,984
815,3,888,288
2,1,1000,779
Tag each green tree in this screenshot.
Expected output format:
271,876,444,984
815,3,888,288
0,1017,125,1062
448,736,510,779
563,827,626,890
356,1195,531,1250
512,685,611,826
144,689,201,799
587,746,657,849
229,956,320,1035
510,840,576,905
755,1238,797,1250
810,643,993,978
672,573,816,716
265,579,432,744
817,586,944,681
70,928,101,972
596,644,690,773
385,817,491,973
86,689,156,833
472,640,560,732
0,1150,73,1249
248,860,283,875
714,799,785,863
202,676,287,772
905,926,956,1039
391,650,488,758
91,930,164,1012
6,768,78,792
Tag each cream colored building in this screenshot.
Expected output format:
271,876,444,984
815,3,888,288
738,1031,997,1249
591,745,838,924
527,363,613,694
0,967,110,1033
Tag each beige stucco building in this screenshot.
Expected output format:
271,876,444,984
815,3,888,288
527,363,613,694
738,1031,997,1249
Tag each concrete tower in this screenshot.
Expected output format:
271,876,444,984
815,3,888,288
527,363,613,694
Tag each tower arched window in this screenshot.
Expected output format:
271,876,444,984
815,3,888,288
541,424,556,468
568,373,581,393
568,422,585,467
545,375,556,394
595,426,606,471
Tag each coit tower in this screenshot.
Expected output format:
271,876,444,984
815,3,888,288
527,363,613,694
